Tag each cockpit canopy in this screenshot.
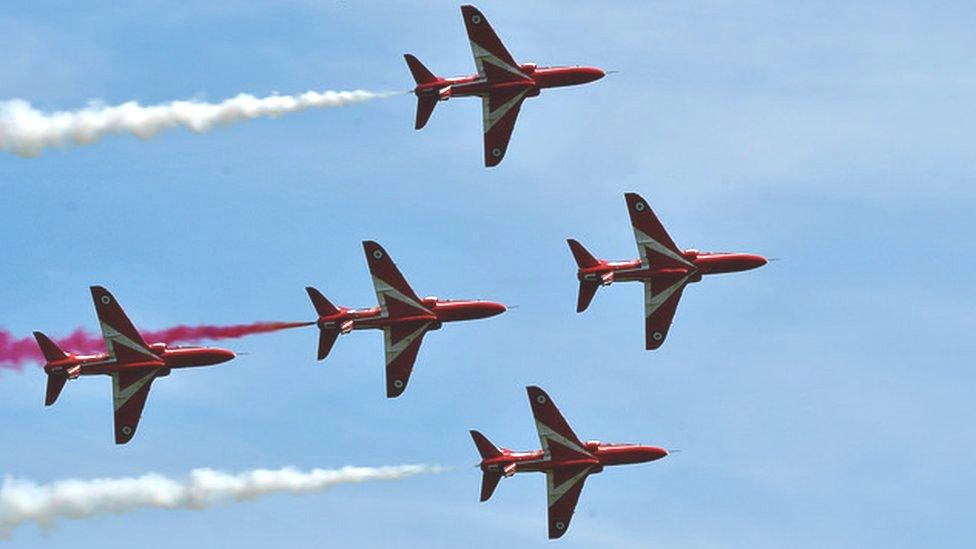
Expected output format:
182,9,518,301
519,63,537,74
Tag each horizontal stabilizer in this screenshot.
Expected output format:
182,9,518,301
33,331,68,362
567,239,600,269
576,281,599,313
45,372,68,406
404,54,438,85
480,471,502,502
470,429,502,459
306,287,340,317
415,96,438,130
317,328,340,361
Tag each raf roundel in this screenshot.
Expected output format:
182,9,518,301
653,331,663,341
491,147,502,158
373,249,384,260
635,201,646,212
101,295,111,305
555,521,566,531
393,379,404,389
471,14,482,24
121,426,132,436
536,394,547,404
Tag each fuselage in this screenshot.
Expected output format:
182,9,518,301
43,343,236,378
480,441,668,477
413,64,606,101
578,250,767,286
316,297,507,333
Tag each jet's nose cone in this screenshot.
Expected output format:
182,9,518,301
647,446,669,461
721,253,767,272
214,349,237,364
482,302,508,318
745,254,768,270
583,67,606,82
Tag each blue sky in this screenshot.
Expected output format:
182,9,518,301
1,1,974,547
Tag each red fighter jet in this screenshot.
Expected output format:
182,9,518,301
404,4,607,167
305,241,506,398
569,192,767,350
34,286,236,444
472,386,669,539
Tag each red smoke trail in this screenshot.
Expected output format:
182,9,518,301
0,321,313,371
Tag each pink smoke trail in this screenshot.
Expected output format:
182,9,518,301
0,321,313,371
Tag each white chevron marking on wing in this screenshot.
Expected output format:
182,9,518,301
469,42,527,81
633,228,695,268
112,370,157,411
100,322,159,362
371,276,432,316
535,420,593,460
644,273,693,318
384,322,430,365
547,466,591,507
482,89,529,133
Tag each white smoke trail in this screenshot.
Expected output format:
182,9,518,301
0,464,443,537
0,89,397,157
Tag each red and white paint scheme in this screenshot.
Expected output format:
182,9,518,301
569,192,767,350
306,240,506,398
404,5,606,167
34,286,236,444
472,386,668,539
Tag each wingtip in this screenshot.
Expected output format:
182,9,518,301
525,385,546,400
363,240,390,261
624,191,643,204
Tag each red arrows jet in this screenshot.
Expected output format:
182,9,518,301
405,5,606,167
305,241,506,398
569,192,767,350
34,286,236,444
472,386,669,539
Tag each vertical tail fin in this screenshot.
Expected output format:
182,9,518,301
33,331,68,362
470,430,504,502
306,287,341,317
404,54,438,85
567,239,600,269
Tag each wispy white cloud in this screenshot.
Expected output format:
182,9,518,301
0,89,398,157
0,464,443,537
